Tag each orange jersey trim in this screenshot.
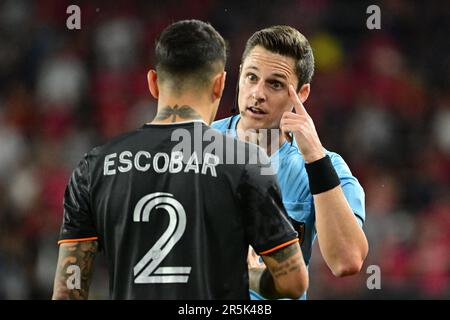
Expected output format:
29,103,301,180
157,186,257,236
259,238,299,255
58,237,98,245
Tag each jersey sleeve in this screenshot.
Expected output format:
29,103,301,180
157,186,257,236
329,152,366,227
238,149,299,255
58,155,98,244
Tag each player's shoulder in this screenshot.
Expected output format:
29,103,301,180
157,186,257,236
210,115,263,159
66,129,142,182
203,127,273,179
84,128,143,162
205,122,268,164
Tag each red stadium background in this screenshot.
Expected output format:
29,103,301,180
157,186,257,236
0,0,449,299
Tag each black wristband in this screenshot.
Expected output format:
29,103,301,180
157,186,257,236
305,155,340,195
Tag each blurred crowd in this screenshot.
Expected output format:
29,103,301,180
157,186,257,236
0,0,448,299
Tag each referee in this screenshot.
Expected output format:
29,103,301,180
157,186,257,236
212,25,368,300
52,20,308,300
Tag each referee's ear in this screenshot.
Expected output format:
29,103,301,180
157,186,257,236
147,70,159,99
298,83,310,104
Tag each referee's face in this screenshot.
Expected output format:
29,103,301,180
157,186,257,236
238,45,299,131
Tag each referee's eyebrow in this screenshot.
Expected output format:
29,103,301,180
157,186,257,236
270,73,288,80
245,65,260,72
245,65,288,80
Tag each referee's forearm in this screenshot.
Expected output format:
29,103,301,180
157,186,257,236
314,186,368,277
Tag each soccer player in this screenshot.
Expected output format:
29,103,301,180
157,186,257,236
52,20,308,300
212,26,369,300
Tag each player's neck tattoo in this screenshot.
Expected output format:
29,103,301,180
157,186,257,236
154,105,203,122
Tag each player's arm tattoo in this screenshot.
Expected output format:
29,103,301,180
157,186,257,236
154,105,202,122
249,243,302,299
52,241,98,300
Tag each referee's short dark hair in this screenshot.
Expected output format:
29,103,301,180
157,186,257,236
155,19,227,92
242,25,314,90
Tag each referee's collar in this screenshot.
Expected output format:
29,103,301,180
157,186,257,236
226,114,303,159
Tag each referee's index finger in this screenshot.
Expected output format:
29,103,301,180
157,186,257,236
289,84,308,116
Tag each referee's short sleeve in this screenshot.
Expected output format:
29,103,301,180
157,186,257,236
238,151,298,255
329,152,366,227
58,155,98,244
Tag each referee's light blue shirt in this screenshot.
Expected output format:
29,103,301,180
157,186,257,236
212,115,366,300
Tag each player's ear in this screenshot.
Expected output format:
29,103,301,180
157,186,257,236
147,69,159,99
211,71,226,101
298,83,310,104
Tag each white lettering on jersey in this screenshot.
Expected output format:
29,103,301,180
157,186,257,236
103,151,219,177
202,153,219,177
104,153,117,175
184,152,199,174
135,151,151,171
153,152,169,173
118,151,133,173
170,151,183,173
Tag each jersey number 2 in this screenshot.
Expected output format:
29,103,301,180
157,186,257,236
133,192,191,283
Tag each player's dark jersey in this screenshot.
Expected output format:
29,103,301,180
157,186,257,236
59,121,298,299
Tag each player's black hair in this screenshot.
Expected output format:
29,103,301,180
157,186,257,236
155,19,227,92
241,25,314,90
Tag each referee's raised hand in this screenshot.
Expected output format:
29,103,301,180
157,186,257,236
280,84,325,163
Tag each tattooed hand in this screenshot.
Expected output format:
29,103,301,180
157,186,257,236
52,241,98,300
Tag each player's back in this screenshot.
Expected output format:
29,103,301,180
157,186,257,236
83,121,284,299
